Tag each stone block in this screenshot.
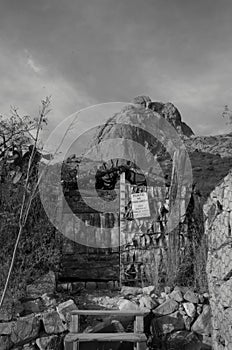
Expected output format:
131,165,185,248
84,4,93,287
42,311,67,334
170,289,183,302
183,302,196,318
151,311,185,335
191,305,212,336
183,290,199,304
11,315,40,345
154,299,179,316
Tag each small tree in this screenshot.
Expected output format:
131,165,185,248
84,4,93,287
0,97,58,307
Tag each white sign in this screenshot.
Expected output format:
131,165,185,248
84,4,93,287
131,192,150,219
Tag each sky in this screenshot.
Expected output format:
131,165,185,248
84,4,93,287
1,0,232,139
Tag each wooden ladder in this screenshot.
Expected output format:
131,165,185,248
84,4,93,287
64,310,148,350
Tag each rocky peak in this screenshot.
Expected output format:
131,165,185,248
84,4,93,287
133,96,194,137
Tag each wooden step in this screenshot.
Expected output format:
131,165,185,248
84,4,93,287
70,310,147,316
65,332,147,343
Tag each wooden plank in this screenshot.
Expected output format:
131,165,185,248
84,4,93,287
134,316,144,333
70,310,148,316
70,314,79,333
65,332,147,343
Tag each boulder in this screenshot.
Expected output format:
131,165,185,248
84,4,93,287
10,314,40,345
118,299,139,312
170,289,183,302
42,311,67,334
191,305,212,336
56,299,78,329
36,335,62,350
154,299,179,315
83,319,125,334
120,286,142,296
183,302,196,318
151,311,185,335
183,290,199,304
139,295,157,310
165,330,201,350
142,286,155,295
174,286,189,294
26,271,56,299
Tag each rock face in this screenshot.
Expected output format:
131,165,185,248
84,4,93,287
204,170,232,349
133,96,194,137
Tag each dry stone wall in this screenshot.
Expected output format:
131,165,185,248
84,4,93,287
204,171,232,350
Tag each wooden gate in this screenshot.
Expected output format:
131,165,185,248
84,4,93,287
59,181,121,282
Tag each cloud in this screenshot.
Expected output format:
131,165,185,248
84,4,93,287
0,40,96,144
26,52,41,74
1,0,232,136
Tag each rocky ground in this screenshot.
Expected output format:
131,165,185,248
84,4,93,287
0,271,212,350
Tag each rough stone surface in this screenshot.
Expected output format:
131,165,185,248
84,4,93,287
117,299,139,311
152,311,185,335
183,302,196,318
36,335,61,350
191,305,212,336
56,299,78,330
139,295,157,310
165,330,202,350
120,286,142,296
142,285,155,295
183,290,199,304
170,289,183,302
42,311,67,334
10,314,40,345
154,299,179,315
148,101,194,137
204,172,232,349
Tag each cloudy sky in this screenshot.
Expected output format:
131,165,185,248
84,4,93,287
1,0,232,138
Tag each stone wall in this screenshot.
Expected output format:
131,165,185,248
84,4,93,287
204,171,232,349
